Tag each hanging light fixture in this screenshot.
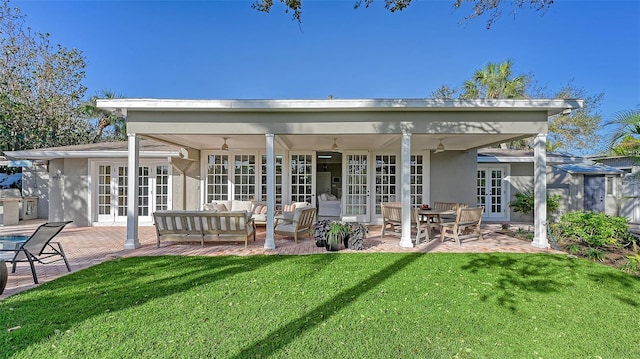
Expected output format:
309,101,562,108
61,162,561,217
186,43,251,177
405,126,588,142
434,139,445,153
331,138,339,151
221,137,229,151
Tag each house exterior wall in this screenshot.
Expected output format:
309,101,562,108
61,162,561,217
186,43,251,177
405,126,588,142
21,163,50,219
169,157,201,210
48,159,65,223
507,163,534,222
64,158,90,226
430,150,476,206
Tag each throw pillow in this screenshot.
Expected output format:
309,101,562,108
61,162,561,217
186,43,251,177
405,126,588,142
213,203,228,211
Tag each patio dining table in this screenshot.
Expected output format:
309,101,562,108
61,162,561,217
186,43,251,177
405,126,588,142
416,208,456,239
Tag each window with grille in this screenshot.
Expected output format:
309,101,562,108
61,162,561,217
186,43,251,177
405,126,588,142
138,167,150,216
261,155,283,204
155,165,169,211
290,154,313,203
98,165,111,215
375,155,396,215
117,167,128,216
234,155,256,200
206,155,229,202
410,155,423,208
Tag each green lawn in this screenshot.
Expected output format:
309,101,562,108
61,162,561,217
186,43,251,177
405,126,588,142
1,253,638,358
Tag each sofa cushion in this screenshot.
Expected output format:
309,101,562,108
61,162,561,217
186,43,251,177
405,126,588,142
293,201,310,209
203,203,217,211
252,205,264,214
231,200,253,212
319,193,328,201
275,223,296,232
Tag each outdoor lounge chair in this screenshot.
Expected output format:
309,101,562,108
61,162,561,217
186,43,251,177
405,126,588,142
0,221,73,284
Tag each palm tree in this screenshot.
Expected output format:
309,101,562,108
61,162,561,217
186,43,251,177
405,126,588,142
606,110,640,151
460,60,528,99
82,90,126,143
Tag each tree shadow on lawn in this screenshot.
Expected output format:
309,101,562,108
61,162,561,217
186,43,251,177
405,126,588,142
0,254,340,357
231,253,425,359
461,253,640,312
460,253,577,313
587,268,640,308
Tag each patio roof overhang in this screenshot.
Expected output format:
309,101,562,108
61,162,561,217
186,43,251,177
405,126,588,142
97,98,583,152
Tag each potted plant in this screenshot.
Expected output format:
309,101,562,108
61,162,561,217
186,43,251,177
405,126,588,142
313,219,331,247
326,221,350,251
346,223,368,250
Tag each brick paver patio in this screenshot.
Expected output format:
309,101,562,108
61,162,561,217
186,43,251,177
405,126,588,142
1,219,560,299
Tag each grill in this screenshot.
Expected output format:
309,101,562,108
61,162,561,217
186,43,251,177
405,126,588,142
0,189,38,226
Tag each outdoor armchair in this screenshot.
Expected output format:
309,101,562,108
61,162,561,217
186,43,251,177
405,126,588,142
439,207,484,246
274,207,316,243
0,221,73,284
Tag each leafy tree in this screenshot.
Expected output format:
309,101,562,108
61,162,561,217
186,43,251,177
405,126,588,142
0,0,92,151
611,134,640,156
430,84,457,99
81,90,127,143
546,81,603,153
253,0,554,29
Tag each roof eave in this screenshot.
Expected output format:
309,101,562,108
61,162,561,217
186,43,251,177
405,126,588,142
3,150,180,160
97,98,584,116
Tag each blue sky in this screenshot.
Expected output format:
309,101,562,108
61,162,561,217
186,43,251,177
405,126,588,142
12,0,640,124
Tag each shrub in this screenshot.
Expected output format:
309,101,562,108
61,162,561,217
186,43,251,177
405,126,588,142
509,191,561,217
565,243,581,254
621,255,640,273
555,211,629,248
585,248,606,262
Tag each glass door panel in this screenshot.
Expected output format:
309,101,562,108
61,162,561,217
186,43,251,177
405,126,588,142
290,153,315,205
477,167,506,219
343,152,370,222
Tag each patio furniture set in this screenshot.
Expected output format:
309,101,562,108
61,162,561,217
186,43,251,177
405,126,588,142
381,201,484,246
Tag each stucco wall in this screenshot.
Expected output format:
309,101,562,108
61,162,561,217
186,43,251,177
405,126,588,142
61,158,90,226
508,163,534,222
21,164,50,219
170,158,201,210
430,150,476,206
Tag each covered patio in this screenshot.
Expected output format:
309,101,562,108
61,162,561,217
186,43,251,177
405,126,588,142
96,98,582,250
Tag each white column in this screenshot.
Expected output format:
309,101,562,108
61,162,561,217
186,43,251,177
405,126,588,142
532,133,549,248
400,132,413,248
125,133,141,249
264,134,276,249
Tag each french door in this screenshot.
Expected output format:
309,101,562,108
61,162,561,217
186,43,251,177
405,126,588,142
96,162,171,223
343,152,371,222
477,165,508,221
290,152,316,206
